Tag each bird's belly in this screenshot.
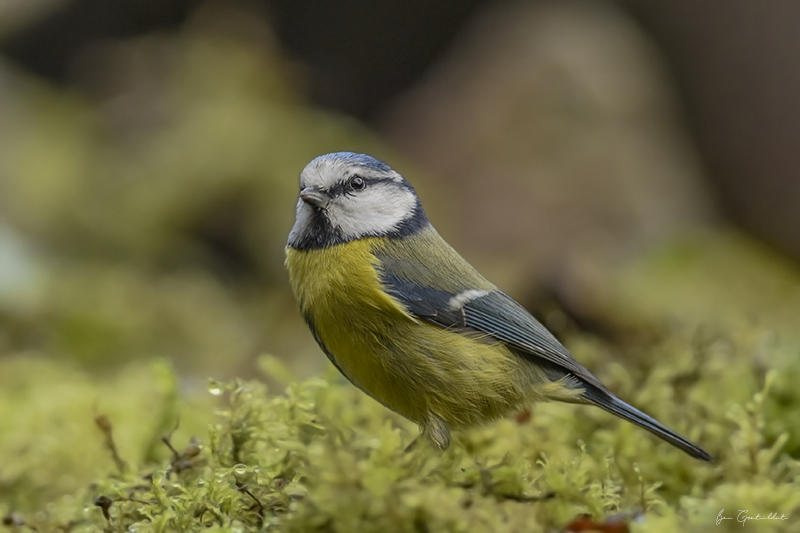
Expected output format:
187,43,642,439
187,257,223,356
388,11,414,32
314,304,530,428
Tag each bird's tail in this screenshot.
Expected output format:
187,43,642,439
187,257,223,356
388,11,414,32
581,387,712,461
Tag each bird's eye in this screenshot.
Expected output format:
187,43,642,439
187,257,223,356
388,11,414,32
349,176,366,191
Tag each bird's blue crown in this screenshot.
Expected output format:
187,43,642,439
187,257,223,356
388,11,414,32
313,152,392,173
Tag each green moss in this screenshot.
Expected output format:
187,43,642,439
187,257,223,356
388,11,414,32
0,356,212,514
3,340,798,532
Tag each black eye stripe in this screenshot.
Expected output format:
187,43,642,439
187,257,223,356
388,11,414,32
322,175,400,197
325,180,348,197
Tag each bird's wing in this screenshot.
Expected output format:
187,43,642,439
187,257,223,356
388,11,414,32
377,261,609,393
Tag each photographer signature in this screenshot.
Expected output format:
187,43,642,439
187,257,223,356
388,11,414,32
717,509,789,526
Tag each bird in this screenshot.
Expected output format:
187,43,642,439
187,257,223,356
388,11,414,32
284,152,711,461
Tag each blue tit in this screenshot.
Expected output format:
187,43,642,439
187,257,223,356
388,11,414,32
285,152,711,461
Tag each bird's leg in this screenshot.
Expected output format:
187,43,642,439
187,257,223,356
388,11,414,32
424,414,451,451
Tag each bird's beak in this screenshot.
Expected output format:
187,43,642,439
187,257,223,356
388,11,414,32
300,186,329,209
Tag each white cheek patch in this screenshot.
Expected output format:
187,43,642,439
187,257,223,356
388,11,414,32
448,289,491,310
327,185,417,239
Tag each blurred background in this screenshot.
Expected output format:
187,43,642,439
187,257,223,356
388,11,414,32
1,0,799,383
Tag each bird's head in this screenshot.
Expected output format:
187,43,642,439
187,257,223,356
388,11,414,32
288,152,428,249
